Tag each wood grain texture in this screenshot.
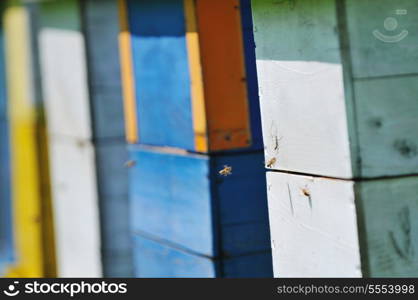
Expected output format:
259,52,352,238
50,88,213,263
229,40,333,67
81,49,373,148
129,147,271,258
83,0,133,277
266,172,362,277
133,234,272,278
252,0,353,178
118,0,138,143
37,0,101,277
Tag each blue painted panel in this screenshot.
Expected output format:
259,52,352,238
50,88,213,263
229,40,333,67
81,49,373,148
133,233,272,278
133,234,216,278
129,147,271,257
222,222,271,257
0,25,13,273
213,152,269,224
223,252,273,278
127,0,195,150
240,0,264,151
129,147,215,256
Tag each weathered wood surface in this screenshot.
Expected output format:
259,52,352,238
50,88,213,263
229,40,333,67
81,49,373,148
129,146,271,258
356,176,418,277
253,0,418,278
37,0,101,277
252,0,418,179
267,172,361,277
252,0,353,178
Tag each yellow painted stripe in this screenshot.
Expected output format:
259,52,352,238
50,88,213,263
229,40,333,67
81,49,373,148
3,2,44,277
118,0,138,144
184,0,208,152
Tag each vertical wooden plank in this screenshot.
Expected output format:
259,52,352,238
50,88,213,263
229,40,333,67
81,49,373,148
83,0,133,277
3,1,44,277
0,8,14,273
196,0,252,152
183,0,208,152
118,0,138,143
37,0,101,277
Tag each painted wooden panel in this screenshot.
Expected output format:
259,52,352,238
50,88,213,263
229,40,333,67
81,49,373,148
37,0,101,277
133,234,272,278
129,147,214,255
46,138,101,277
267,171,418,277
120,0,262,153
0,19,13,273
252,0,353,178
93,143,132,277
126,0,195,150
356,176,418,277
133,234,216,278
345,0,418,79
83,0,133,277
2,1,51,277
240,0,263,151
83,0,126,141
129,147,271,257
353,76,418,178
266,172,362,278
38,0,92,140
194,0,252,151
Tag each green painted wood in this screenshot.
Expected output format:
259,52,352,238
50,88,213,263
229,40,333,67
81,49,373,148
353,76,418,178
345,0,418,79
252,0,418,178
252,0,418,278
356,176,418,277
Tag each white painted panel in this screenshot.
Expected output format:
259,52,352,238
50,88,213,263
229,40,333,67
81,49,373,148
252,0,353,178
37,0,101,277
39,27,91,139
48,138,101,277
267,172,361,277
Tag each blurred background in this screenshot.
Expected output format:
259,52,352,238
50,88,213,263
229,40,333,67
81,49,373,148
1,0,418,278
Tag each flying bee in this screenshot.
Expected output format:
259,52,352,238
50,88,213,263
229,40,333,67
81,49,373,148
219,165,232,177
124,160,136,168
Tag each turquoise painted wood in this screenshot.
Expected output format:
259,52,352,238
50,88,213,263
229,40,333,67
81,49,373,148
82,0,133,277
0,21,13,274
129,146,271,258
133,234,273,278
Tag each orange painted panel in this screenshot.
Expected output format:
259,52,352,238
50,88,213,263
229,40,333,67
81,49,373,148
195,0,251,152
